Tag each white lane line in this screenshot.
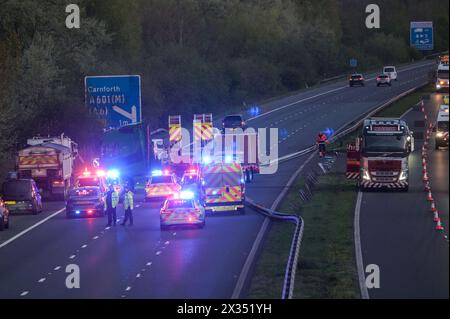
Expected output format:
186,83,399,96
354,191,369,299
54,266,61,271
146,262,152,266
20,291,29,297
232,151,316,299
38,278,46,283
156,251,162,256
164,241,170,245
69,255,76,259
81,244,88,249
136,274,141,278
125,286,132,291
93,236,99,240
0,208,65,249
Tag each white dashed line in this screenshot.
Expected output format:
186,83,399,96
81,244,88,249
156,251,162,256
146,262,152,266
20,291,29,297
54,266,61,271
164,241,170,245
136,274,141,278
38,278,46,283
93,236,99,240
125,286,132,291
69,255,76,259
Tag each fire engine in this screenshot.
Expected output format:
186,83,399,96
346,118,414,191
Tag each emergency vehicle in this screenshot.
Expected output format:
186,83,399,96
180,167,203,196
145,170,181,201
346,118,414,191
434,104,449,149
202,162,245,213
75,169,107,193
160,191,205,230
436,63,449,92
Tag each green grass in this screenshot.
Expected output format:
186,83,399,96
247,83,436,299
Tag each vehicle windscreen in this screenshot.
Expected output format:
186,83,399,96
223,116,242,127
78,178,99,187
182,175,198,185
167,200,194,209
379,75,388,78
437,70,449,79
351,75,362,79
2,181,31,200
384,67,395,73
437,121,449,132
151,176,173,184
362,134,408,153
70,188,99,197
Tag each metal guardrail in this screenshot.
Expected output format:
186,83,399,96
245,197,304,299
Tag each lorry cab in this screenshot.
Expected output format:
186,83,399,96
434,105,449,149
202,162,245,214
347,118,413,191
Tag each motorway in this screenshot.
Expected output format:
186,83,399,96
359,93,449,299
0,60,438,299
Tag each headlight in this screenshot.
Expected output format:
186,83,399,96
436,132,444,138
437,84,441,89
399,170,408,181
362,168,371,181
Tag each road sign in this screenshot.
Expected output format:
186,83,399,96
350,58,358,68
85,75,142,129
410,21,433,50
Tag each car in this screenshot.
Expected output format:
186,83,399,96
75,169,108,193
66,186,105,218
145,170,181,201
222,114,246,133
180,168,203,195
0,196,10,231
160,191,206,230
376,74,392,86
383,66,397,81
1,178,43,215
349,74,365,87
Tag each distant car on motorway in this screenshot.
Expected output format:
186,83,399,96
349,74,365,87
222,114,246,132
376,74,392,87
0,196,10,231
160,191,206,230
1,178,43,215
383,66,398,81
66,186,105,218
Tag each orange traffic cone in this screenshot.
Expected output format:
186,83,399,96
423,165,427,174
433,210,440,222
427,190,434,201
422,158,427,165
423,172,429,182
436,219,444,231
424,182,431,192
430,201,437,212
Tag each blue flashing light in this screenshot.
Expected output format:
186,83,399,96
225,155,233,163
152,169,163,176
180,190,195,200
107,169,120,179
75,210,81,215
323,127,335,138
203,155,212,164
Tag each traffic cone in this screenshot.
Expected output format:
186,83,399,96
422,165,427,174
430,201,437,212
435,219,444,231
423,172,429,182
424,182,431,192
433,210,440,222
427,190,434,201
422,158,427,165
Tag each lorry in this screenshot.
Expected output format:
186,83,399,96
346,118,414,191
434,104,449,149
16,134,78,199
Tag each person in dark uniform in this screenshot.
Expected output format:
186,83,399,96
105,184,119,226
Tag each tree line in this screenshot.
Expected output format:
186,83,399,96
0,0,448,175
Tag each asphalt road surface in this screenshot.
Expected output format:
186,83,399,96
0,60,437,298
359,93,449,299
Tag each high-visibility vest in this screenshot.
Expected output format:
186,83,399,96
105,191,119,209
124,191,134,210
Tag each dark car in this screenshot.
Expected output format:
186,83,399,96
0,197,10,231
66,186,105,218
1,179,43,215
349,74,365,87
222,114,246,133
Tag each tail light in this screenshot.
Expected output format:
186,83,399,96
87,210,93,214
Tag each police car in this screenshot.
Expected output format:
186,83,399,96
76,169,107,193
160,191,205,230
145,170,181,201
66,187,105,218
180,168,203,195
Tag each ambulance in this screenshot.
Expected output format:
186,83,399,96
202,162,245,214
434,104,449,149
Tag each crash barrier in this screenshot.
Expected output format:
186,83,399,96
419,101,448,239
245,197,303,299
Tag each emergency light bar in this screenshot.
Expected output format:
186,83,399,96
107,169,120,179
152,170,162,176
179,191,195,200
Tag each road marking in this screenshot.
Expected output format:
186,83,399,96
38,278,46,283
125,286,132,291
69,255,76,259
54,266,61,271
93,236,99,240
136,274,141,278
0,208,65,249
81,244,88,249
156,251,162,256
354,191,369,299
20,291,29,297
232,151,316,298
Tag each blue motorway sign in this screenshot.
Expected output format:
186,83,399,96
349,58,358,68
410,21,433,51
85,75,142,129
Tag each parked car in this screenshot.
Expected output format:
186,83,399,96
1,178,43,215
376,74,392,86
0,196,10,231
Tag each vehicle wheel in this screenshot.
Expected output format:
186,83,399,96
32,208,38,215
245,169,251,183
198,221,205,229
0,218,4,231
238,206,246,215
160,224,168,231
5,219,9,229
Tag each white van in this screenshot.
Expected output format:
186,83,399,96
436,63,449,92
383,66,398,81
435,104,449,149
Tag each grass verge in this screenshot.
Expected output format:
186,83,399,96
247,83,436,299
